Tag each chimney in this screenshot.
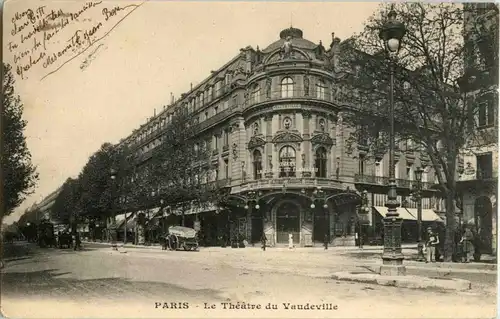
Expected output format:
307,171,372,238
153,108,156,117
170,92,174,104
190,83,193,91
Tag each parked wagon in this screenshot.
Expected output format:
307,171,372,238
58,231,73,249
163,226,199,251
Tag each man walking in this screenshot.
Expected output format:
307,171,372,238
261,233,267,251
323,233,329,250
425,227,439,263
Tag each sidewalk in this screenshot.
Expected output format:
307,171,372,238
83,241,497,272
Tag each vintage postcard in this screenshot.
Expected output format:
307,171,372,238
1,1,498,318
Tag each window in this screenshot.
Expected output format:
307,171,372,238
252,84,260,103
214,106,218,114
375,161,383,177
281,77,294,98
225,73,231,85
205,111,209,119
215,165,219,181
422,167,428,182
224,129,229,146
406,165,413,180
253,150,263,180
200,92,204,105
476,152,493,179
209,87,213,100
279,146,296,177
224,159,229,178
394,162,400,179
315,147,327,178
213,135,218,150
478,100,495,127
358,154,365,175
316,80,326,99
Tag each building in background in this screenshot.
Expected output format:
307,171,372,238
458,3,498,256
115,27,443,247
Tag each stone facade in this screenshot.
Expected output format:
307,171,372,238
117,27,443,247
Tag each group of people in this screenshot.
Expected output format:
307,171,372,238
424,225,478,263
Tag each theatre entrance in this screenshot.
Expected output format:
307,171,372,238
276,201,300,244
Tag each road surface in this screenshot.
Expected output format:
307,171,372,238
1,242,497,318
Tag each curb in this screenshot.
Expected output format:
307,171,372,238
332,271,472,291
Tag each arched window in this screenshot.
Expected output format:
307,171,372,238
316,80,326,99
279,146,296,177
281,77,294,98
252,84,260,103
253,122,259,136
315,148,327,178
253,150,263,180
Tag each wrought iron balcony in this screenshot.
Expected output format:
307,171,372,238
240,177,343,191
354,174,435,190
244,89,337,109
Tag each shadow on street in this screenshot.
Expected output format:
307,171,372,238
1,267,224,301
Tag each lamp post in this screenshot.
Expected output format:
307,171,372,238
378,5,407,276
412,167,425,261
109,168,118,250
308,187,329,244
359,190,371,248
244,190,261,246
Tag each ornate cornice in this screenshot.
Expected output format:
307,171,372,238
248,136,266,149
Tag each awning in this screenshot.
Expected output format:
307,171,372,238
172,203,217,216
373,206,416,221
405,208,444,223
117,213,136,230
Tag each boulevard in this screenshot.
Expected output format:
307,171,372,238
1,242,497,318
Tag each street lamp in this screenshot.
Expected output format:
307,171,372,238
412,167,425,261
378,5,407,276
359,190,371,248
109,168,118,250
244,191,261,245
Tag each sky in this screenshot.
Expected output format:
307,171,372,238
2,0,381,224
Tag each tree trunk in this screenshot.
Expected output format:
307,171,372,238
444,189,456,262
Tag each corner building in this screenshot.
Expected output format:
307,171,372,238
120,27,443,247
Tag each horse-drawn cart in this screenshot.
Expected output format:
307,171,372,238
162,226,199,251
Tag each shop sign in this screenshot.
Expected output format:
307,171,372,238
194,221,201,231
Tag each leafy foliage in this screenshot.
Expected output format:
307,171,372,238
2,63,39,218
50,178,81,224
337,3,498,260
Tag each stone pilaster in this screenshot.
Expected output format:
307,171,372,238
230,117,247,185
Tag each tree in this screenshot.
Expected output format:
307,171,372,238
50,178,82,227
149,106,228,226
2,63,38,219
337,3,498,260
76,143,118,220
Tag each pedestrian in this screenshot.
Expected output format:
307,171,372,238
74,232,82,251
460,226,474,263
288,233,294,250
261,233,267,251
111,229,118,251
323,233,329,250
425,227,439,263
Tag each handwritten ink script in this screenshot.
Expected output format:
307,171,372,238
7,2,143,80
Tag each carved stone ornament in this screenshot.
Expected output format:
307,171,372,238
248,136,266,150
272,131,303,144
232,143,238,159
311,133,334,147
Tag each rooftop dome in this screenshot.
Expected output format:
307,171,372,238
262,27,318,53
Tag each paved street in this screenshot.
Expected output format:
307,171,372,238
1,242,497,318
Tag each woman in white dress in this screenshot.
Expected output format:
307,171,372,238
288,233,294,249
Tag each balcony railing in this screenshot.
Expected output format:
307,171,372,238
241,177,343,190
354,174,435,190
244,89,337,109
